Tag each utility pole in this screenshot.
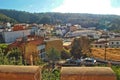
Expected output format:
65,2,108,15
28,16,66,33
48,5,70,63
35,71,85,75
104,43,107,60
22,32,26,65
104,32,107,60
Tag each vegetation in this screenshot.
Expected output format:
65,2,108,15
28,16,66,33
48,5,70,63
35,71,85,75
47,48,61,69
98,64,120,80
0,44,23,65
0,44,120,80
42,69,60,80
70,37,90,59
0,13,17,23
112,66,120,80
0,9,120,31
47,48,61,61
70,38,83,59
41,65,120,80
61,49,71,59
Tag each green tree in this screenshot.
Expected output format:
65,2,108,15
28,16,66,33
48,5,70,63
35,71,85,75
70,38,82,59
39,16,51,24
7,48,23,65
61,50,71,59
70,37,91,59
47,48,60,61
0,44,23,65
0,49,9,65
79,36,91,56
47,48,60,69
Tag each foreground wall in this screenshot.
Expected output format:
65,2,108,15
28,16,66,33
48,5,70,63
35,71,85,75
0,65,41,80
61,67,116,80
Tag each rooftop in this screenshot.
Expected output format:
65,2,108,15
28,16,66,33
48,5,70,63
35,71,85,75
110,38,120,41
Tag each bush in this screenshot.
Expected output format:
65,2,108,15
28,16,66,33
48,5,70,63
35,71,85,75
112,66,120,80
42,69,60,80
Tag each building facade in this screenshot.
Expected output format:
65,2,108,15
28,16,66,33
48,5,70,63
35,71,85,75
109,38,120,48
2,30,31,43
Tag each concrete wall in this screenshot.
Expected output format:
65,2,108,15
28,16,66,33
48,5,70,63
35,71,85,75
2,30,31,43
0,65,41,80
109,41,120,48
61,67,116,80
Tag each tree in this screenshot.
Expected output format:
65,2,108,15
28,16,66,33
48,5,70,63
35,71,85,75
7,48,23,65
0,44,23,65
79,36,91,55
70,38,82,59
47,48,60,61
47,48,60,69
61,50,71,59
39,16,51,24
70,37,90,59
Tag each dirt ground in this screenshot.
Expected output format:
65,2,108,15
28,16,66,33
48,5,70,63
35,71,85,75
91,48,120,61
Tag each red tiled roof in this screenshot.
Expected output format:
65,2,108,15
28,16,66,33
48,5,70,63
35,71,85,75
28,39,44,46
9,38,44,48
8,41,24,48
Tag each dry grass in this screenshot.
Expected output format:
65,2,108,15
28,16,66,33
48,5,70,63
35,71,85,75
91,48,120,61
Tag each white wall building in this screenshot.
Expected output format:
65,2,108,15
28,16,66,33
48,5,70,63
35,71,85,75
109,38,120,48
2,30,31,43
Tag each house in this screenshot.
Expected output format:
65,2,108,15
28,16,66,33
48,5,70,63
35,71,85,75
44,38,63,53
1,29,31,43
8,36,45,65
65,30,101,39
12,24,26,31
91,40,108,48
109,38,120,48
0,65,41,80
35,28,46,37
70,25,78,32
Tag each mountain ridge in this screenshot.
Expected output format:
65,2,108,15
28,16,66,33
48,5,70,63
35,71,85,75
0,9,120,31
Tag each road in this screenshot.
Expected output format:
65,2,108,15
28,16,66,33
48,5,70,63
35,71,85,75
95,58,120,66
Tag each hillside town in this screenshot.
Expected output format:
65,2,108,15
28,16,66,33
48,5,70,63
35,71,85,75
0,22,120,80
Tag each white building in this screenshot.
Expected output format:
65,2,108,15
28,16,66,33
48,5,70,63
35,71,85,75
109,38,120,48
65,30,101,39
37,44,46,59
1,30,31,43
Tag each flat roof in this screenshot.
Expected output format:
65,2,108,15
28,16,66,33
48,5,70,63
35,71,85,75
61,67,115,76
0,65,40,74
63,42,71,46
110,38,120,41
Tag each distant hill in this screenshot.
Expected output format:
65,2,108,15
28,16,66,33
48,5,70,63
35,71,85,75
0,9,120,31
0,13,17,23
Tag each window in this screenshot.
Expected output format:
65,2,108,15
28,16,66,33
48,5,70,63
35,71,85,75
116,42,119,44
111,42,114,44
40,49,45,53
95,45,97,48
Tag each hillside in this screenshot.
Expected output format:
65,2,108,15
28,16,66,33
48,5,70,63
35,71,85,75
0,9,120,31
0,13,17,23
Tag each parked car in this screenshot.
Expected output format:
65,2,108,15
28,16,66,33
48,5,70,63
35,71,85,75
63,58,82,66
83,58,96,66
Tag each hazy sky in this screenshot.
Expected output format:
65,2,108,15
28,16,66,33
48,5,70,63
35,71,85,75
0,0,120,15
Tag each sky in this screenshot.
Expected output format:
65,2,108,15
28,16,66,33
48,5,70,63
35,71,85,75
0,0,120,15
